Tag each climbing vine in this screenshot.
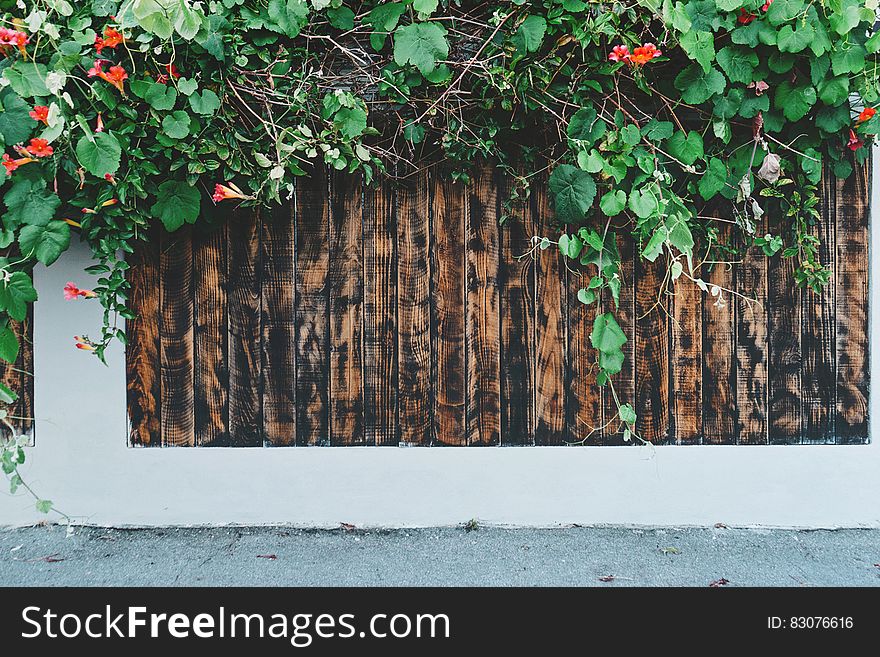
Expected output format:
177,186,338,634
0,0,878,488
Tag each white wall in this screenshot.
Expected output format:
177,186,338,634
0,155,877,529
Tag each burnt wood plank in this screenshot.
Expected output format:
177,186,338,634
566,260,603,445
295,171,331,446
193,222,228,446
533,178,566,445
701,225,736,444
465,165,501,446
767,242,802,444
397,170,432,446
835,161,870,444
432,173,467,446
329,173,365,445
261,203,297,446
635,257,669,443
736,218,769,444
499,174,536,445
159,226,195,446
127,234,161,446
0,314,34,440
362,178,398,446
671,270,702,444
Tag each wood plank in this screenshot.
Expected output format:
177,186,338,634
671,267,702,444
835,160,870,444
802,170,837,443
127,234,161,446
362,177,398,446
329,173,365,445
261,203,297,446
533,178,566,445
566,258,603,445
499,174,535,445
397,170,432,446
465,164,501,446
431,173,467,446
295,171,331,446
159,226,195,446
603,222,636,445
227,209,262,446
767,242,802,444
193,222,228,446
701,224,736,444
0,314,34,440
736,218,769,444
634,257,669,443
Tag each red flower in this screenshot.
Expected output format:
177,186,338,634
64,282,97,301
1,153,35,175
858,107,876,123
738,8,756,24
25,138,53,158
630,43,662,66
847,129,863,151
212,183,248,203
94,26,124,54
87,59,109,77
0,27,28,56
761,0,773,11
608,45,630,63
166,63,181,79
73,336,96,351
88,60,127,93
29,105,49,124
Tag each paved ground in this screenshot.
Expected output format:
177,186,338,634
0,524,878,586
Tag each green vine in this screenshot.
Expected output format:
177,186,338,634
0,0,877,482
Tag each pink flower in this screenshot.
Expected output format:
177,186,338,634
847,129,863,151
212,183,248,203
64,282,97,300
748,80,769,96
761,0,773,11
608,45,630,63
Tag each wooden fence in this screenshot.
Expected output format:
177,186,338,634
124,163,870,447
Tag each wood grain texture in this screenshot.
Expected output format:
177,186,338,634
261,203,297,446
431,173,467,446
193,222,228,446
465,164,501,446
533,179,566,445
295,172,330,446
736,218,769,445
671,273,702,445
227,208,263,446
159,226,195,446
0,313,34,440
635,258,669,443
126,234,160,446
566,261,603,445
362,178,398,446
835,161,870,444
701,226,736,444
397,170,432,446
329,173,365,445
499,175,535,445
767,241,802,444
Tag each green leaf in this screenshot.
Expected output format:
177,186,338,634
674,65,726,104
666,213,695,256
327,6,355,30
591,312,627,375
548,165,596,223
714,88,744,119
818,76,850,106
151,180,201,231
0,272,38,322
777,22,815,53
620,124,641,146
599,190,627,216
365,2,406,49
334,105,368,139
0,381,17,404
567,106,606,145
715,46,758,84
75,132,121,178
18,221,71,266
2,178,61,228
642,119,673,142
618,402,637,425
266,0,310,37
0,91,34,145
512,15,546,54
831,44,867,76
699,157,728,200
0,325,19,364
188,89,221,116
558,233,583,259
177,78,198,96
161,111,191,139
3,62,50,98
667,130,704,166
412,0,438,13
774,82,816,121
393,22,449,75
628,187,659,219
680,31,715,73
830,4,862,35
35,499,53,514
132,0,175,38
867,31,880,54
766,0,805,26
816,103,850,133
145,83,178,111
738,93,769,118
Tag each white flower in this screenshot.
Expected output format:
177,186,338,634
45,71,67,95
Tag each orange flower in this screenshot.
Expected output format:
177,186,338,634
64,282,97,300
629,44,662,66
25,138,53,157
95,113,105,133
94,26,124,54
73,336,96,351
88,60,127,93
29,105,49,124
858,107,876,123
61,218,82,228
1,153,35,175
0,27,28,57
212,183,248,203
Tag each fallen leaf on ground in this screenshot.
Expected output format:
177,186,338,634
709,578,730,587
714,523,727,529
256,554,277,560
598,575,615,582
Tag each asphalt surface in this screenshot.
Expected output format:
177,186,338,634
0,524,878,586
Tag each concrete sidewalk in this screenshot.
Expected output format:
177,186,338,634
1,524,878,586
